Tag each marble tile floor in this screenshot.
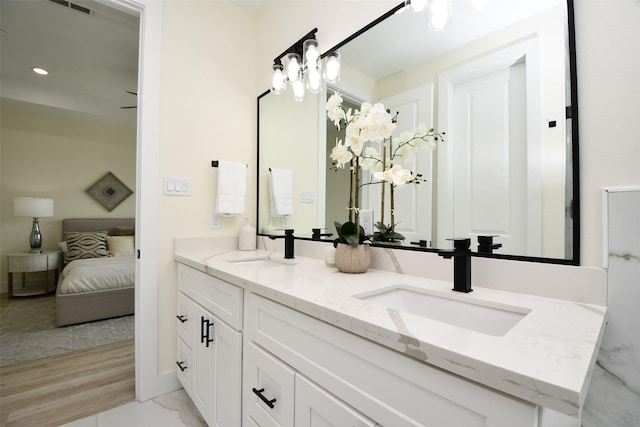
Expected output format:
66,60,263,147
60,389,207,427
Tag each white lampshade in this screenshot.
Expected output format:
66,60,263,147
14,197,54,218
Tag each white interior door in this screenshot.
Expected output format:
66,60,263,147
438,40,542,255
361,85,434,245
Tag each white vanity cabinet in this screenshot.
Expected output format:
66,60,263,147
244,292,539,427
243,341,377,427
176,264,243,427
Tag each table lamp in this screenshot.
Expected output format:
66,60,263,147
14,197,54,253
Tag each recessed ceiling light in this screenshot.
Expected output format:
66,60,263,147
32,67,49,75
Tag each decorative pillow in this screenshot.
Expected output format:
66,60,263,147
58,241,68,253
107,235,135,257
64,231,109,263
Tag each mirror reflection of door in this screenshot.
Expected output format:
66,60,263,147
360,86,435,245
438,39,547,255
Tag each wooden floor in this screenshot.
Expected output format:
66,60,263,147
0,339,135,427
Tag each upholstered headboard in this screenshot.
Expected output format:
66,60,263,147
62,218,135,235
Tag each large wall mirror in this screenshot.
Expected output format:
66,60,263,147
258,0,579,264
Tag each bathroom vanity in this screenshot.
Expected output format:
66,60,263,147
174,246,606,427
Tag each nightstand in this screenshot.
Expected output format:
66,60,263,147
7,251,62,298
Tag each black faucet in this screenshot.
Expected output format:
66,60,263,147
438,238,472,293
269,229,295,259
477,235,502,254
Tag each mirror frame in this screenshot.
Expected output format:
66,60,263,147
257,0,580,266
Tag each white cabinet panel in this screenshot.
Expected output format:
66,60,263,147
211,314,242,427
295,375,378,427
243,342,295,427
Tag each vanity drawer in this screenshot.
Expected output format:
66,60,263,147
243,342,295,427
178,263,243,330
176,336,192,394
247,293,538,427
176,291,196,345
295,375,378,427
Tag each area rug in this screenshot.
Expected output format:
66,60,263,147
0,295,134,367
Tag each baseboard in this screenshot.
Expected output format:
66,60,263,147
136,369,181,402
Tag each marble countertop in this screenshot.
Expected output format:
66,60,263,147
175,249,606,417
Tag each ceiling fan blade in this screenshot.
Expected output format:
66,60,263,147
120,106,137,109
126,91,137,96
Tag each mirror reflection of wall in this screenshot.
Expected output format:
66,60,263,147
258,92,320,234
257,0,578,262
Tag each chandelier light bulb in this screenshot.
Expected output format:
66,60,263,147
271,64,285,94
407,0,428,12
285,53,302,83
324,52,341,84
292,79,305,102
428,0,452,31
307,69,322,94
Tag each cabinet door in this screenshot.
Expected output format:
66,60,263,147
295,375,378,427
192,303,242,427
243,342,295,427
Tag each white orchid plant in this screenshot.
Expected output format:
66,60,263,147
327,91,444,244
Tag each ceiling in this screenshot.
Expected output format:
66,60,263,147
0,0,140,129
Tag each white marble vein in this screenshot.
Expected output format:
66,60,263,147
582,189,640,427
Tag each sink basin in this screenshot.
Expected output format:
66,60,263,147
228,258,296,269
354,285,529,336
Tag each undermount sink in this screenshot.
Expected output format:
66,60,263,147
228,258,296,269
354,285,530,336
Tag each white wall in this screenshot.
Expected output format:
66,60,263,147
573,0,640,266
156,0,257,371
258,92,319,233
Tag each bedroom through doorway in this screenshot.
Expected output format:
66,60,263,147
0,0,140,368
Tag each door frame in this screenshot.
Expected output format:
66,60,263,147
99,0,177,401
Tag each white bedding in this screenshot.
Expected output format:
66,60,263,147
59,256,135,294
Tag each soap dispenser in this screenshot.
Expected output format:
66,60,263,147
238,218,256,251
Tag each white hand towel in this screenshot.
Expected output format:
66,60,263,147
215,161,246,215
270,168,293,216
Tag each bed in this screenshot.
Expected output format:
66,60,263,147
56,218,135,327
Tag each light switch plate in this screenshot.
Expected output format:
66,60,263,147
163,176,192,196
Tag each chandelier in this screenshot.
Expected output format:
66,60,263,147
270,28,341,102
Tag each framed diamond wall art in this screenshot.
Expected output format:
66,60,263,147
86,172,133,212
